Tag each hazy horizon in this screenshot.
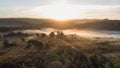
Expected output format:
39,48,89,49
0,0,120,20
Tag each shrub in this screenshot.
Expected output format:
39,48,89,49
3,40,18,48
56,31,65,39
46,61,64,68
40,33,47,38
20,37,26,42
3,40,9,48
69,51,92,68
89,54,114,68
49,32,55,38
25,39,44,49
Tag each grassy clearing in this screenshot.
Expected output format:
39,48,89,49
0,32,120,68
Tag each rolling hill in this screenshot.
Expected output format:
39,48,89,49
0,18,120,31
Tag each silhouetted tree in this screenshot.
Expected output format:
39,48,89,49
40,33,47,38
36,33,40,37
49,32,55,38
56,31,65,39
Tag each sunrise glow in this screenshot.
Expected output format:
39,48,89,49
31,2,83,20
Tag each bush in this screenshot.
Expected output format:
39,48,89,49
25,39,44,49
89,54,114,68
40,33,47,38
69,51,92,68
49,32,55,38
20,37,26,42
3,40,9,48
3,40,18,48
46,61,64,68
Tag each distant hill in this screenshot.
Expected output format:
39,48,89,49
0,18,120,31
0,18,55,32
0,18,53,27
71,19,120,31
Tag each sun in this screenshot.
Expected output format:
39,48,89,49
32,2,82,20
41,3,80,20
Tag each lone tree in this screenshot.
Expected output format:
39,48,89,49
49,32,55,38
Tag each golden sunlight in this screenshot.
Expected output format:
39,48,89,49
29,1,111,20
41,3,80,20
41,4,80,20
32,2,83,20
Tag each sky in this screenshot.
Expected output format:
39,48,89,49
0,0,120,19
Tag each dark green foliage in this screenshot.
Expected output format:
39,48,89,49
4,32,30,37
69,52,92,68
32,48,114,68
89,54,114,68
0,45,115,68
46,61,63,68
3,40,18,48
0,32,117,68
34,57,45,68
0,62,20,68
28,39,43,46
0,34,3,38
3,40,9,48
25,39,44,49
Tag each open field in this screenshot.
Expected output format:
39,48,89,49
0,0,120,68
0,32,120,68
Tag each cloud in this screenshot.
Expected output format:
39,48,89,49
82,6,120,19
0,0,59,17
85,6,120,14
69,0,120,5
0,0,120,19
0,0,58,7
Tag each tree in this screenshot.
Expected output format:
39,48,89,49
56,31,65,39
36,33,40,37
49,32,55,38
40,33,47,38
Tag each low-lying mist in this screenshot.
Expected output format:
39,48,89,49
10,28,120,39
